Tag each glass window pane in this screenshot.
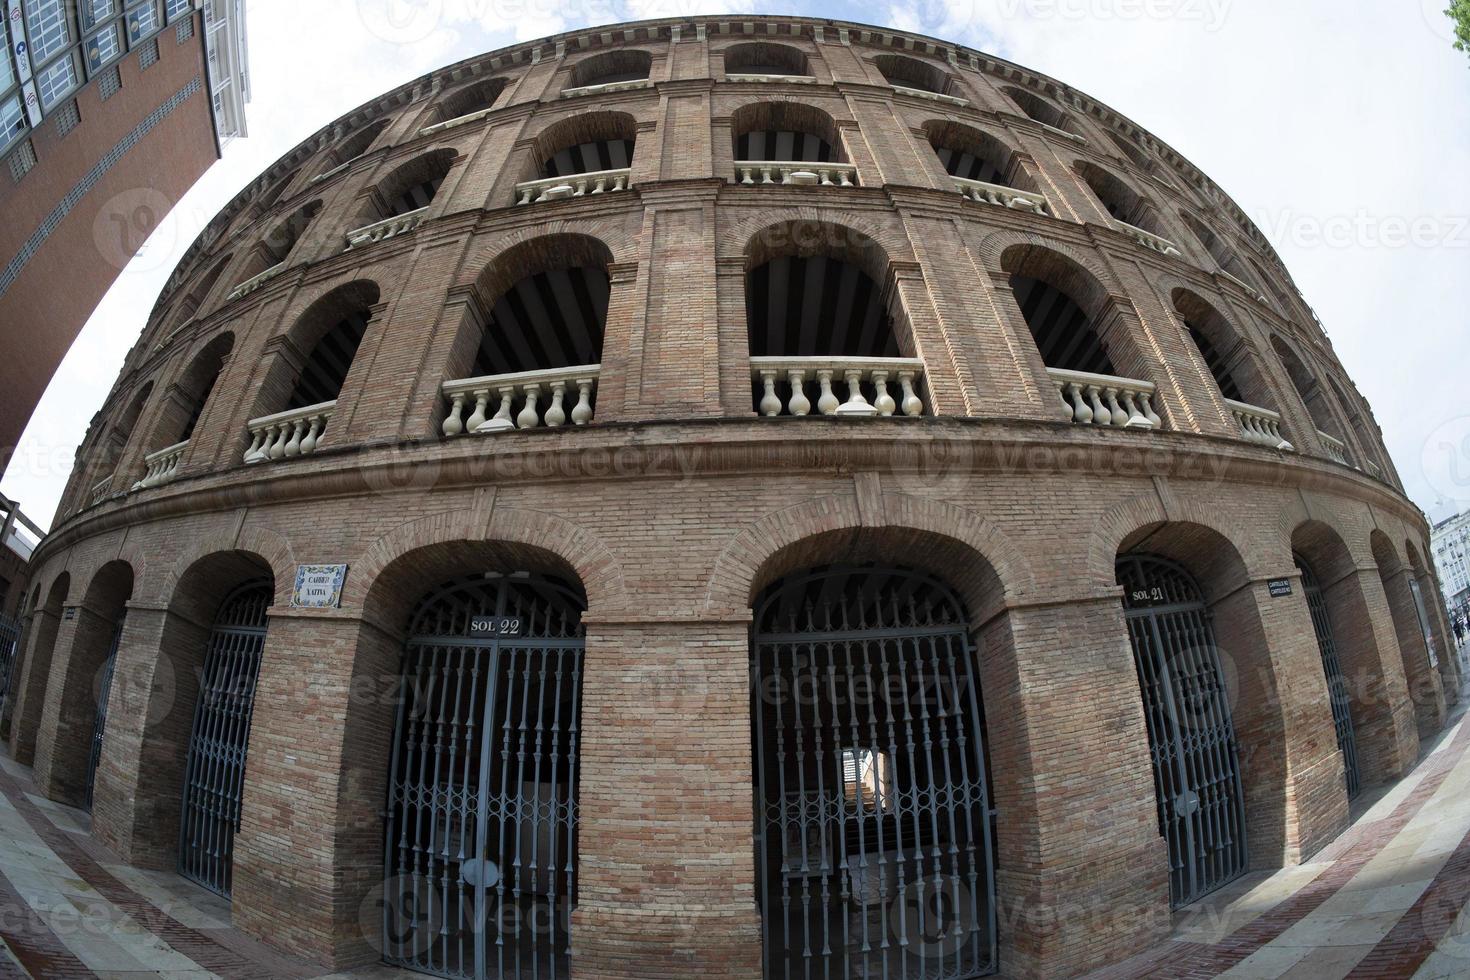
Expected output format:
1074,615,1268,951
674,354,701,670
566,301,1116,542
0,16,13,91
165,0,192,22
81,0,116,31
126,1,160,43
85,24,121,73
36,51,78,109
0,94,25,150
26,0,73,63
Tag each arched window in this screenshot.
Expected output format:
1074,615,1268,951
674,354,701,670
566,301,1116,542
731,101,841,163
1107,130,1152,169
255,168,299,211
1181,211,1257,286
433,77,506,122
1271,335,1345,446
332,118,389,166
1172,289,1275,410
1074,160,1159,233
367,149,455,221
924,120,1034,190
135,333,233,488
94,381,153,489
533,111,636,179
1002,86,1081,137
723,41,809,76
234,201,320,286
569,49,651,89
166,252,233,329
874,53,951,94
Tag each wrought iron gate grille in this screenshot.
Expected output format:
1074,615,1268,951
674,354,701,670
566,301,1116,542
1295,556,1361,799
85,622,123,810
179,581,271,897
751,566,998,980
0,613,24,733
1117,554,1247,908
384,572,585,980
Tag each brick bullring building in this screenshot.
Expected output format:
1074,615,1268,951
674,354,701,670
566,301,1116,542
3,15,1461,980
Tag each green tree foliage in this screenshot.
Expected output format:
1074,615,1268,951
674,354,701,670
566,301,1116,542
1449,0,1470,57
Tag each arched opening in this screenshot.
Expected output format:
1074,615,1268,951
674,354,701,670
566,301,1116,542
442,236,612,434
433,76,507,122
1116,522,1294,901
1107,130,1152,169
745,221,923,417
750,563,998,978
1074,160,1160,234
723,41,809,76
923,120,1034,191
93,381,154,491
1180,211,1255,284
1270,336,1344,446
6,572,68,764
874,53,951,95
1371,531,1444,740
370,554,588,977
1001,86,1080,136
731,101,841,163
532,111,636,180
1406,540,1456,696
333,118,389,166
1171,289,1276,410
235,201,320,285
1294,552,1361,798
46,560,133,808
360,148,455,226
135,333,234,487
255,168,299,211
569,48,651,89
166,252,233,329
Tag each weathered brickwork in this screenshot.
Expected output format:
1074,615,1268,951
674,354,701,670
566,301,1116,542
7,16,1458,980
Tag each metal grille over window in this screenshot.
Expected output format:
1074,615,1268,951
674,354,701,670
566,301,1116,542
1296,555,1361,798
751,566,999,979
8,140,37,183
99,65,122,101
0,613,24,730
176,17,194,42
54,100,80,139
1117,553,1248,907
384,572,587,980
84,623,124,810
177,581,272,897
140,38,161,70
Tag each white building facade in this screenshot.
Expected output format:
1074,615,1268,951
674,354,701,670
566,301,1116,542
1431,510,1470,628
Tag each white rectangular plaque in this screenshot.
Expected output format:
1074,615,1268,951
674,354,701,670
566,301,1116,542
292,563,347,608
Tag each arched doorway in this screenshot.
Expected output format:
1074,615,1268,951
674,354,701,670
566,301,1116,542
383,572,586,979
1116,553,1247,907
83,623,121,810
750,565,997,978
1294,554,1361,798
178,580,273,896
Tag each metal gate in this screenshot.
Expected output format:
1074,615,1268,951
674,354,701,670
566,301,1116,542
751,566,998,980
0,612,23,732
178,581,271,896
383,572,585,980
1295,555,1361,798
1117,553,1247,908
84,622,122,810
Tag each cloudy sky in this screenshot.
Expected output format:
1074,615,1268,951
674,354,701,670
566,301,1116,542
3,0,1468,534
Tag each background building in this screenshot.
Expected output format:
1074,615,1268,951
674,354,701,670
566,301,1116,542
1432,510,1470,627
0,0,250,465
3,16,1459,980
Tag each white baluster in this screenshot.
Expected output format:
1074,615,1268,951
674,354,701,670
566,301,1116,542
872,371,896,416
300,414,324,454
740,166,755,185
1086,386,1110,425
835,369,876,416
480,386,516,432
1065,382,1092,423
268,423,289,459
787,370,811,416
898,371,922,417
466,390,490,431
545,381,567,427
517,384,542,428
1140,392,1162,428
443,392,467,436
1119,391,1152,429
572,379,595,425
1103,388,1129,426
759,370,782,417
245,429,266,463
283,420,306,456
816,370,839,415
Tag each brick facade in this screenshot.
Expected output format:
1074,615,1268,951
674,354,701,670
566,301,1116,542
6,16,1458,980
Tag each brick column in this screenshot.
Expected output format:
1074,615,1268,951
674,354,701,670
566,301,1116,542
33,604,108,804
1378,565,1446,739
7,605,60,764
571,617,762,980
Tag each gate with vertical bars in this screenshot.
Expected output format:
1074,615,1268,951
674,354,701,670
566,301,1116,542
84,622,122,810
383,572,585,980
750,566,997,980
1117,553,1247,908
1296,555,1361,798
0,612,24,732
178,581,271,896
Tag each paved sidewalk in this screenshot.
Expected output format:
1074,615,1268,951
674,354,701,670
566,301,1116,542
1,697,1468,978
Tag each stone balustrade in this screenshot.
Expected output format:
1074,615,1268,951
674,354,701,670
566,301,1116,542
132,440,189,490
515,169,632,205
1048,367,1161,429
735,161,857,187
345,207,428,249
952,176,1048,215
1114,219,1182,257
725,73,818,84
419,106,495,136
1225,399,1293,451
1219,270,1269,304
891,85,968,106
309,158,352,185
244,401,336,463
89,476,112,506
750,356,925,418
1040,121,1088,144
1318,429,1350,466
561,78,652,99
442,365,601,435
226,262,285,301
